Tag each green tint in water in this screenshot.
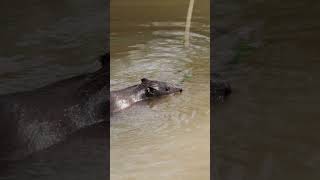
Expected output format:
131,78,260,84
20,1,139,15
111,0,210,179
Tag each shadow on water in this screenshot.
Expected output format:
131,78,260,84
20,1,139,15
213,0,320,179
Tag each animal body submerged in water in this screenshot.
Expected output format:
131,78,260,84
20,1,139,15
0,51,230,160
0,53,109,160
110,78,183,113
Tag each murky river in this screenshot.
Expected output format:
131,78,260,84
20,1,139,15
110,0,210,179
2,0,317,179
213,0,320,179
0,0,107,179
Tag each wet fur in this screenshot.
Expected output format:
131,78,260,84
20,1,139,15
0,53,109,160
110,78,182,113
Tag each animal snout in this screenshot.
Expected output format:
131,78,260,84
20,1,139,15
179,88,183,93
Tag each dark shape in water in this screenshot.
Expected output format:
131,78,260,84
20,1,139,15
0,53,110,161
110,78,183,113
212,73,232,104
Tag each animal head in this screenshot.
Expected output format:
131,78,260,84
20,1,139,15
140,78,183,97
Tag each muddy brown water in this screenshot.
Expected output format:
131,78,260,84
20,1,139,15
213,0,320,179
111,0,210,179
1,0,317,179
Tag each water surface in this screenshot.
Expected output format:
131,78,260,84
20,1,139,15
111,0,210,179
213,0,320,179
0,0,107,179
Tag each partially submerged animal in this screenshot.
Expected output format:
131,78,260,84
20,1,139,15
110,78,183,113
0,53,109,160
0,51,230,161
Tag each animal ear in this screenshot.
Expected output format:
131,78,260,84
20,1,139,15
141,78,150,83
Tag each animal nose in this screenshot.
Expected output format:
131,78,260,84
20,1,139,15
179,88,183,93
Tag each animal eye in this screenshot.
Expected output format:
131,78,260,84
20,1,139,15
165,87,170,91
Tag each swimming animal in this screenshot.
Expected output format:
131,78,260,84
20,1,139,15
0,53,109,161
110,78,182,113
